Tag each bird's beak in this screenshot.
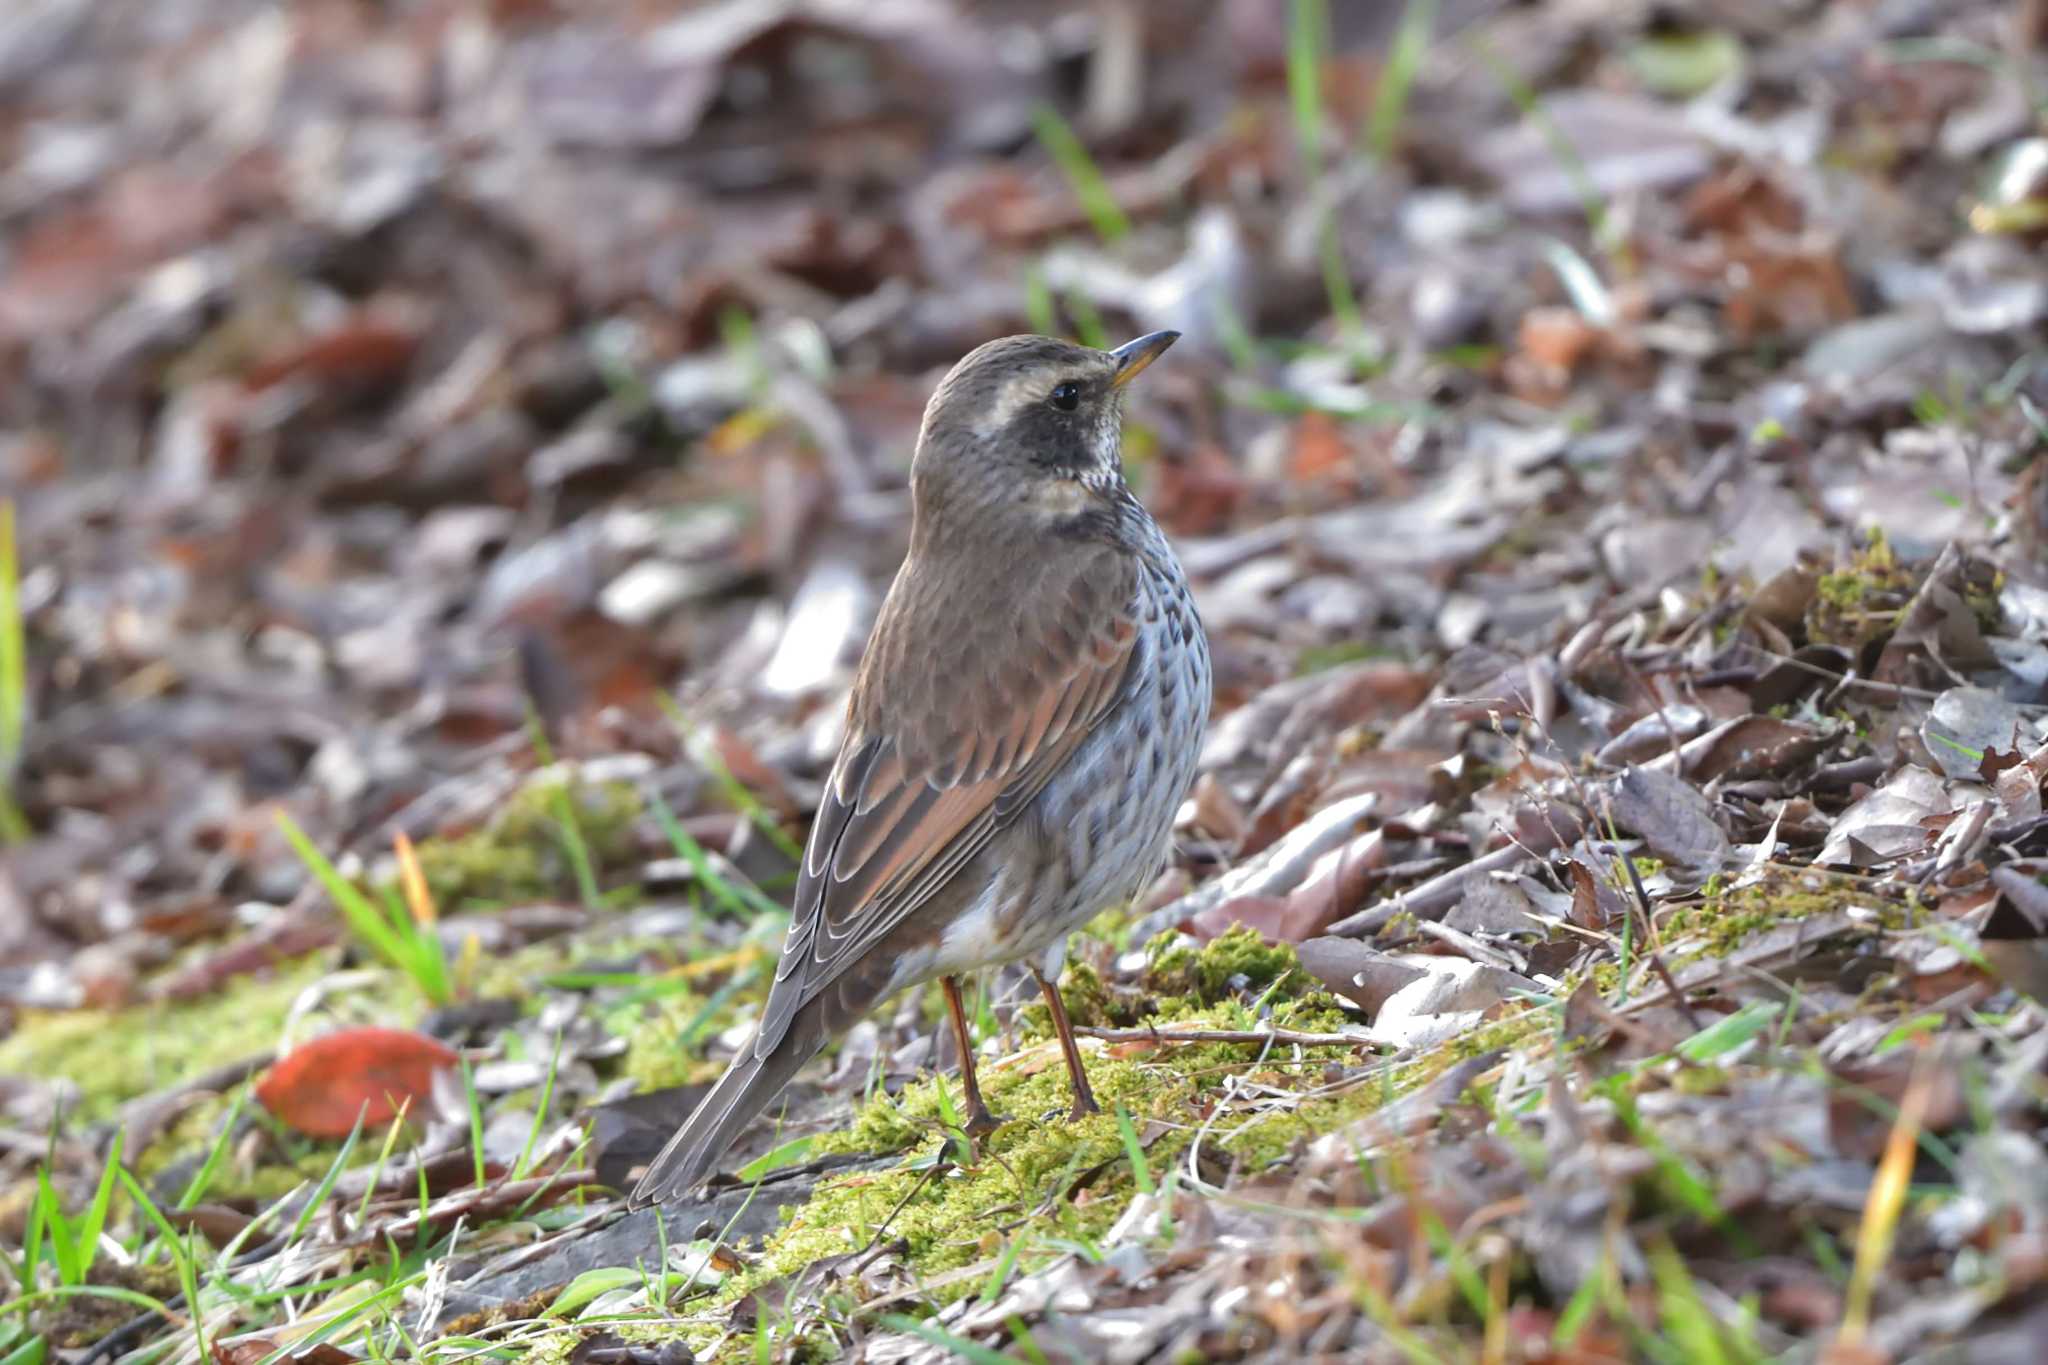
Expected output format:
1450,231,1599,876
1108,330,1180,388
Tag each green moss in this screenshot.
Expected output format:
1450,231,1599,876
1965,567,2005,635
617,988,728,1092
409,778,644,910
1661,867,1880,967
1146,925,1309,1003
1296,641,1402,675
1809,529,1913,647
1014,959,1128,1035
775,1059,1168,1281
692,946,1374,1329
618,946,1569,1356
1145,930,1198,984
0,954,339,1122
1217,1063,1401,1171
608,941,779,1090
751,998,1365,1308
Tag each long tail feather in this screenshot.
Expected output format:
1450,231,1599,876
627,1033,822,1208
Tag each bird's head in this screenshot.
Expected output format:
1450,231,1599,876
909,330,1178,536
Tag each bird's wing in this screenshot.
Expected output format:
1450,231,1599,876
750,543,1140,1059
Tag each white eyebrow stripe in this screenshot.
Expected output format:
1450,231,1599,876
979,370,1045,436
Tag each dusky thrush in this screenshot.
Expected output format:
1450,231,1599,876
630,331,1210,1206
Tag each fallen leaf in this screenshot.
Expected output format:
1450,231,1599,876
255,1028,460,1139
1365,959,1535,1050
1923,686,2042,780
1296,937,1427,1014
1288,411,1352,482
1608,768,1731,883
1815,766,1951,869
1681,714,1826,783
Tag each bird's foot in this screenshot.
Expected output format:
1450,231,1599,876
962,1102,1008,1138
1066,1093,1101,1123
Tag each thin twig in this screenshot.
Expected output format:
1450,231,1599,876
1327,807,1588,938
1073,1025,1382,1048
1730,642,1957,703
1599,804,1705,1033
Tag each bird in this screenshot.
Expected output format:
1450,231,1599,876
629,330,1211,1207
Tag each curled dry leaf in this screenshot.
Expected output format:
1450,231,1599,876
1679,714,1827,784
1364,958,1535,1051
1295,936,1426,1015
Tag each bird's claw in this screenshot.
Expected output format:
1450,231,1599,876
963,1105,1008,1138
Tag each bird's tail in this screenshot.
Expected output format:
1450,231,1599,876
627,1031,823,1208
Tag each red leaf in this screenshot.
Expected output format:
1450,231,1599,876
255,1028,459,1139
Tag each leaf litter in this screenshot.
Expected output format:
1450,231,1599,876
3,0,2048,1361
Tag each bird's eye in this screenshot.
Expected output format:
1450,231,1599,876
1048,381,1081,412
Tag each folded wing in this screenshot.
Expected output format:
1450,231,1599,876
751,541,1140,1059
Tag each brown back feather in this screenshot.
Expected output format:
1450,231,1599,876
752,539,1138,1058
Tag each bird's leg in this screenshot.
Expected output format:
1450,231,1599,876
1030,966,1101,1121
940,975,1005,1136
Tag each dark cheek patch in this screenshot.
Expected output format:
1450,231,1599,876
1018,406,1095,473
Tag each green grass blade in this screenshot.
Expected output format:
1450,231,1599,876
0,500,29,844
1287,0,1329,174
1065,288,1111,351
276,814,404,961
72,1133,123,1280
512,1035,563,1180
177,1082,251,1210
1553,1246,1606,1346
1470,36,1610,247
668,967,762,1057
980,1234,1027,1304
0,1325,47,1365
876,1315,1015,1365
34,1170,80,1284
287,1115,365,1246
1675,1001,1781,1063
648,790,782,920
548,783,601,910
21,1177,47,1290
275,811,450,1004
654,695,803,862
462,1058,487,1187
545,1266,642,1318
734,1135,814,1183
116,1168,183,1251
1649,1239,1738,1365
1023,266,1057,337
1030,104,1129,242
1113,1106,1153,1196
1367,0,1436,161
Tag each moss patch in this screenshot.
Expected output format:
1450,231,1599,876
611,942,780,1091
749,999,1355,1305
0,954,338,1122
409,778,644,911
1146,924,1310,1003
675,937,1366,1338
1660,866,1892,968
1809,529,1914,647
